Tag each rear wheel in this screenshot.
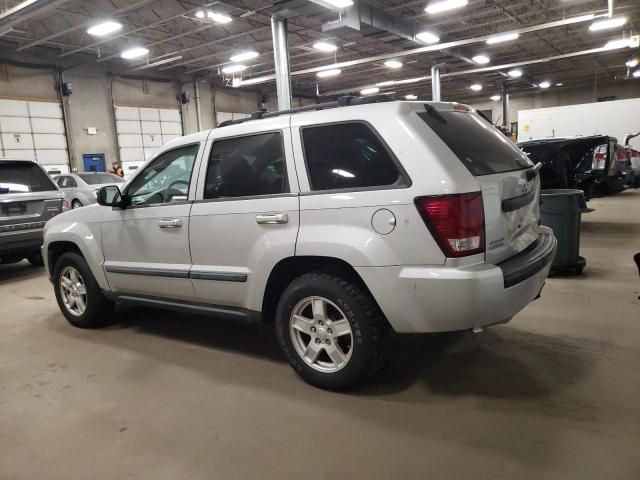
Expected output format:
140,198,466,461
275,271,388,390
53,252,114,328
72,199,83,209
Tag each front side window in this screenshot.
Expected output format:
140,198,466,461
204,132,288,199
301,122,404,191
126,144,199,206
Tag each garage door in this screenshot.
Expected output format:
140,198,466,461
0,99,70,174
114,106,182,178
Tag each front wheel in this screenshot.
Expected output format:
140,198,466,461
275,271,388,390
53,252,114,328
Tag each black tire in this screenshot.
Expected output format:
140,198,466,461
27,253,44,267
275,271,389,390
53,252,114,328
72,199,83,209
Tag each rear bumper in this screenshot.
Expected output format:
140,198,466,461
0,229,44,257
356,227,557,333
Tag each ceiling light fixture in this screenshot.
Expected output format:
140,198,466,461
556,82,564,86
425,0,468,14
539,81,551,89
376,80,396,87
625,58,639,68
195,10,206,18
316,68,341,78
384,59,403,69
230,50,259,62
415,31,440,44
405,94,418,100
633,70,640,78
472,54,490,64
508,68,523,78
121,47,149,59
360,87,380,95
208,11,232,23
313,41,338,52
470,83,482,91
222,64,248,74
491,95,501,101
87,20,122,37
604,38,636,50
589,16,627,32
486,32,520,45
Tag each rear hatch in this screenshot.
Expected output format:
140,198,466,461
0,160,63,232
417,104,539,264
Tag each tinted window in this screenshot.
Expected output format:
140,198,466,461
418,109,532,176
302,122,403,191
204,132,288,199
0,161,57,193
127,144,199,206
77,173,125,185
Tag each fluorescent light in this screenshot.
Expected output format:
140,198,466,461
322,0,354,7
384,59,403,69
425,0,468,14
405,94,418,100
508,68,523,78
589,17,627,32
360,87,380,95
208,11,232,23
604,38,635,50
313,41,338,52
539,81,551,89
195,10,206,18
486,32,520,45
121,47,149,59
633,70,640,78
376,80,396,87
491,95,501,101
626,59,638,68
87,20,122,37
230,50,259,62
133,56,183,71
472,54,490,65
470,83,482,91
416,31,440,44
222,64,247,74
556,82,564,86
317,68,341,78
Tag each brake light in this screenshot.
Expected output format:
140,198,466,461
62,198,70,211
592,144,607,170
415,193,485,257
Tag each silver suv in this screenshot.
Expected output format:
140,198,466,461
43,97,556,389
1,159,67,266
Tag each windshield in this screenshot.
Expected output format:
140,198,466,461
77,173,125,185
0,161,57,194
418,109,532,176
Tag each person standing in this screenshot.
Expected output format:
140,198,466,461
110,162,124,177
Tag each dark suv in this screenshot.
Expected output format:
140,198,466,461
518,135,629,198
0,159,68,266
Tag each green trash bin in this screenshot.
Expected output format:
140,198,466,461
539,189,587,275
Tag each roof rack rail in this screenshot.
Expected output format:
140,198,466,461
217,94,396,128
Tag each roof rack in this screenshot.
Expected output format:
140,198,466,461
217,94,396,128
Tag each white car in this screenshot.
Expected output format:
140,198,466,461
42,97,556,390
54,172,126,209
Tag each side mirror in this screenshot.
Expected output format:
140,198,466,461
97,185,128,208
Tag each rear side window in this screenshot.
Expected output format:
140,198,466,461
0,161,57,193
204,132,288,199
301,122,405,191
418,109,532,176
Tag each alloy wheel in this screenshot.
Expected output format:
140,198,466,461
59,266,87,316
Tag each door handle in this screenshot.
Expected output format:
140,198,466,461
255,213,289,224
157,218,182,229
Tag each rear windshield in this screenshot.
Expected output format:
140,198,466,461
418,109,532,176
77,173,125,185
0,161,57,194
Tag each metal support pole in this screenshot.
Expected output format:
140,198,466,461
194,79,202,131
502,85,510,129
57,70,75,172
271,16,292,111
431,65,441,101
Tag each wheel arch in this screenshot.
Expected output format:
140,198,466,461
260,256,378,323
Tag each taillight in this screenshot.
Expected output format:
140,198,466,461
414,193,485,258
592,144,607,170
62,198,70,211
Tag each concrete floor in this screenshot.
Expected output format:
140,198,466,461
1,191,639,480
